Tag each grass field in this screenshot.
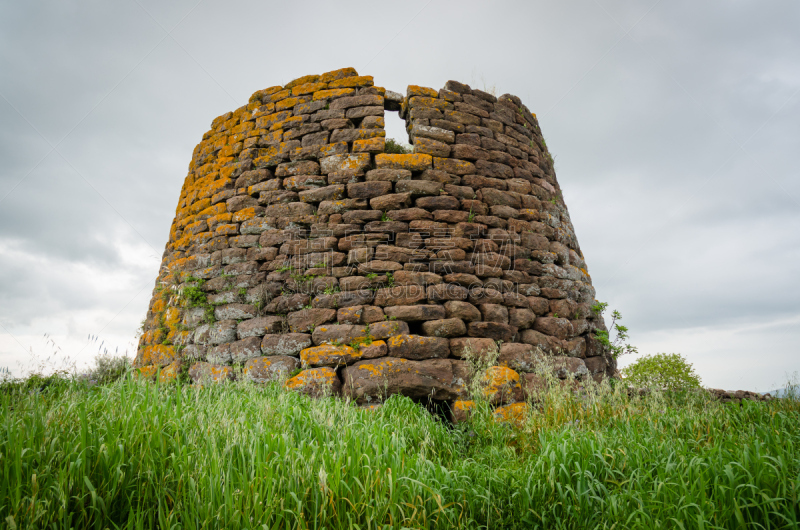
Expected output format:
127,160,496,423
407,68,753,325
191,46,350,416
1,375,798,529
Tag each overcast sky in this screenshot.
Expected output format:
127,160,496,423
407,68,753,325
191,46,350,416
1,0,798,390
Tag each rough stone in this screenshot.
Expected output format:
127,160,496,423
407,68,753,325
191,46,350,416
244,356,300,383
287,308,337,332
421,318,467,338
387,334,450,360
284,367,342,397
468,321,517,343
342,357,469,404
261,333,313,356
189,362,234,384
383,304,447,321
449,337,497,360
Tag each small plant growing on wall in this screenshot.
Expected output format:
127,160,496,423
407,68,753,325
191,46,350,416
384,138,412,154
591,302,637,359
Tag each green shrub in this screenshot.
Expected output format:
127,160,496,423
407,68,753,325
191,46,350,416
83,353,132,385
621,352,702,390
384,138,412,154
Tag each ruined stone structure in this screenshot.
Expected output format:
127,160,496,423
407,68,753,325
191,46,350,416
135,67,615,417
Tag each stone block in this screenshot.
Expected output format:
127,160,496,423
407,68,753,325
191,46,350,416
421,318,466,338
387,334,450,360
375,153,433,171
348,181,392,199
185,360,234,384
383,304,446,321
342,357,469,404
284,367,342,397
321,154,371,175
261,333,312,357
312,324,368,346
444,300,482,322
367,319,410,340
227,336,264,364
244,356,300,383
300,344,362,368
468,321,517,343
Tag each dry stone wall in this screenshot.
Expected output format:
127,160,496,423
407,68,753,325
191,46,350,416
135,67,615,415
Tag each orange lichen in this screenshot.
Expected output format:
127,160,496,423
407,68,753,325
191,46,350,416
136,365,158,380
232,121,255,135
189,198,212,215
275,97,300,112
158,360,181,383
284,367,337,390
285,75,320,89
291,82,328,96
138,344,176,367
300,344,361,367
198,203,227,219
250,86,283,102
355,357,406,377
272,116,307,131
328,76,373,88
493,402,528,425
407,85,438,98
232,208,257,223
242,357,273,377
375,153,432,171
312,88,355,101
319,68,358,83
214,224,238,237
207,212,233,230
408,96,450,110
203,364,233,384
269,90,291,103
213,136,229,151
453,400,475,413
482,366,522,401
352,137,385,154
251,105,276,120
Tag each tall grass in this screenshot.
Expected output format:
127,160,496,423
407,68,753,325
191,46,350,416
1,376,798,529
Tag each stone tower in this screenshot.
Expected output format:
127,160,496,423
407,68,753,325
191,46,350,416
135,67,614,413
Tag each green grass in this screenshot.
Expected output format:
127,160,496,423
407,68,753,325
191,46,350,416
1,376,798,529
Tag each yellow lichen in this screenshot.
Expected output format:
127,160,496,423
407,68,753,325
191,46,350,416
291,82,327,96
300,344,360,367
375,153,432,171
493,402,528,425
312,88,355,101
407,85,438,98
482,366,521,401
328,76,374,88
232,208,257,223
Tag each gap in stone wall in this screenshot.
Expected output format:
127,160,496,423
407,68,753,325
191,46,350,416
384,108,410,146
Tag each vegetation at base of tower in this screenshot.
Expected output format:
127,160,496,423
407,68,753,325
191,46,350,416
384,138,412,154
622,353,703,390
1,368,797,529
591,301,638,359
